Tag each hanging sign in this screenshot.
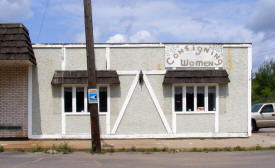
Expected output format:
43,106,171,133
88,89,98,104
165,44,223,68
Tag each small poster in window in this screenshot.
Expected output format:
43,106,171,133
88,89,98,104
197,107,205,111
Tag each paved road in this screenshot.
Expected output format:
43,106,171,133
1,151,275,168
255,128,275,136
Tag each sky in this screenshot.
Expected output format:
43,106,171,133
0,0,275,71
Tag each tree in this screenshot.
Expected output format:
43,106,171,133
252,59,275,104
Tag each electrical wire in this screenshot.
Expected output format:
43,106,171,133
37,0,50,42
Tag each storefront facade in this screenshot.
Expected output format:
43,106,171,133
0,23,252,139
27,42,252,139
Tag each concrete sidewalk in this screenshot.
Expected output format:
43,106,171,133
1,134,275,151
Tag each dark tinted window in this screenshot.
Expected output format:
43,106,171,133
76,87,84,112
261,105,274,113
64,87,72,112
175,87,182,111
99,87,107,112
208,86,216,111
252,104,263,112
197,87,205,111
186,87,194,111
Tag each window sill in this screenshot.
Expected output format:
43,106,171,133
175,111,216,114
64,112,107,116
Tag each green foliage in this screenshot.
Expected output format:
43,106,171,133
59,143,72,154
0,146,3,152
224,147,232,151
161,147,168,152
252,60,275,104
233,146,245,151
17,149,25,152
255,145,262,150
29,146,44,153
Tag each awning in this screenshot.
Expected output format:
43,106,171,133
51,70,120,85
0,23,36,65
163,70,230,84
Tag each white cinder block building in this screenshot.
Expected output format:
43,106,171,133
0,24,252,139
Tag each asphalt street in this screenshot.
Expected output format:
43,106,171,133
1,150,275,168
255,128,275,136
0,128,274,168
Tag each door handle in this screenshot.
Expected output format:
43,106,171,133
272,114,275,116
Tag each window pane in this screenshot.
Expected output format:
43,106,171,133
64,87,72,112
261,105,274,113
197,86,205,111
186,87,194,111
76,87,84,112
99,87,107,112
174,87,182,111
208,86,216,111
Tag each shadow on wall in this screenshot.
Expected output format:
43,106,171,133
163,84,172,98
32,67,42,135
219,84,229,115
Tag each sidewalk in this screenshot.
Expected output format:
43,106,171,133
1,134,275,151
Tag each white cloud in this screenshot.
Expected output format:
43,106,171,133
106,34,127,43
0,0,33,22
106,30,154,43
129,30,154,43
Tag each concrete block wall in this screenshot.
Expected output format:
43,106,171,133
0,64,28,138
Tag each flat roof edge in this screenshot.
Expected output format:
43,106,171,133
32,43,252,48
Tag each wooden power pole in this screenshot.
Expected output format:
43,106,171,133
83,0,101,153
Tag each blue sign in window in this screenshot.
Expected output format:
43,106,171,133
88,89,98,104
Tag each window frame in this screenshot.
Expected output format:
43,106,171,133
260,104,275,113
172,83,219,114
62,84,110,115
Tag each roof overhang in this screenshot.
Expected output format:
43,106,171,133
0,23,36,65
163,70,230,84
51,70,120,85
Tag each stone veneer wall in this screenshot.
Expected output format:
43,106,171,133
0,64,28,138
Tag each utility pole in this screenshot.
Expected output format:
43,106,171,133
83,0,101,153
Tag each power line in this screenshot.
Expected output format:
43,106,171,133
37,0,50,42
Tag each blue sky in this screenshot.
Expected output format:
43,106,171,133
1,0,275,70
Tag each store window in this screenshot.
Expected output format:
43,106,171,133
174,87,182,111
197,86,205,111
174,85,217,112
64,87,72,112
99,87,108,112
76,87,84,112
63,86,109,113
208,86,216,111
186,87,194,111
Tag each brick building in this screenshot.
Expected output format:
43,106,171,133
0,24,36,138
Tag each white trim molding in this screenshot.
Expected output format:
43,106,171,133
28,66,33,138
32,43,165,48
106,86,111,134
248,46,252,136
117,71,140,75
61,87,66,135
215,85,219,133
143,74,172,134
105,46,110,70
111,73,140,134
61,46,66,70
29,132,249,139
